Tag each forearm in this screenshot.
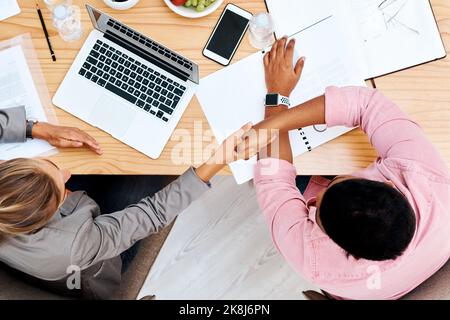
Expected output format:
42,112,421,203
195,162,226,183
260,131,293,163
254,95,325,133
257,98,322,163
254,158,311,262
71,167,211,267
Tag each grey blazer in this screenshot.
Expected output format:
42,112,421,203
0,106,26,143
0,106,211,299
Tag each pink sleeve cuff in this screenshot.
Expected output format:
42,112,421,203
254,158,297,184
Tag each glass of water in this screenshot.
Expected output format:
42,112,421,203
248,13,275,50
52,4,83,42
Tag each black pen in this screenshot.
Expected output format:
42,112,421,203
36,2,56,62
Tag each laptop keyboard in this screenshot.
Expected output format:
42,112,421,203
78,39,187,122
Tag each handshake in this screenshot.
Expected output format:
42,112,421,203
208,122,280,165
209,36,306,165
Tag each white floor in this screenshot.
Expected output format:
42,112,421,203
137,176,319,300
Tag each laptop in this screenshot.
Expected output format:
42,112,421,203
53,5,199,159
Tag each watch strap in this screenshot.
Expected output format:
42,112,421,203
279,95,290,107
26,120,37,139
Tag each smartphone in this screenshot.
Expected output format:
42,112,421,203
203,4,253,66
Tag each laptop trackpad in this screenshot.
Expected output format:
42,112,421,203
88,94,135,138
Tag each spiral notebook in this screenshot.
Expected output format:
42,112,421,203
265,0,446,79
197,16,365,184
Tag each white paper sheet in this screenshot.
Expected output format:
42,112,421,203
0,45,55,160
197,16,366,184
0,0,20,21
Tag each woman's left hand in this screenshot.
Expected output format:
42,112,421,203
32,122,102,155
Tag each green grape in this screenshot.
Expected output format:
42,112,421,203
192,0,198,6
205,0,212,6
184,0,192,7
196,3,205,11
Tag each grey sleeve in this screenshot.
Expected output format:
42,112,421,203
0,106,26,143
70,167,211,269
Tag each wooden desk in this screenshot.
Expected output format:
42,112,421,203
1,0,449,175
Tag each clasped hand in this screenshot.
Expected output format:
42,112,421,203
235,37,305,160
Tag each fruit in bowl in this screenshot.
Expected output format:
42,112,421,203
171,0,217,12
165,0,223,18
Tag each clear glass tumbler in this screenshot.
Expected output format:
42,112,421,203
248,13,275,50
52,4,83,42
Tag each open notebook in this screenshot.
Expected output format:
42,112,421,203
265,0,446,79
197,16,366,184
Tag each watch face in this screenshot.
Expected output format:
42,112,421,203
265,94,278,106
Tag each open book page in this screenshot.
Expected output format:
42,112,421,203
0,45,55,160
197,16,365,184
346,0,446,78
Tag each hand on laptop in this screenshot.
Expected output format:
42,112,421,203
264,36,305,97
32,122,102,155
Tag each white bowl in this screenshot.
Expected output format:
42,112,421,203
103,0,140,11
164,0,224,18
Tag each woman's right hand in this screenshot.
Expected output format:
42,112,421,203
32,122,102,155
195,123,278,183
235,123,282,160
209,123,279,164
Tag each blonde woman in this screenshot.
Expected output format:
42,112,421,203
0,105,260,299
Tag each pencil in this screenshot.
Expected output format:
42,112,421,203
36,2,56,62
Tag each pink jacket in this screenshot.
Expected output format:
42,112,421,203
254,86,450,300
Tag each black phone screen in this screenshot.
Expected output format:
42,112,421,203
206,9,250,59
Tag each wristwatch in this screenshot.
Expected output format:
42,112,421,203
264,93,291,107
26,119,38,139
